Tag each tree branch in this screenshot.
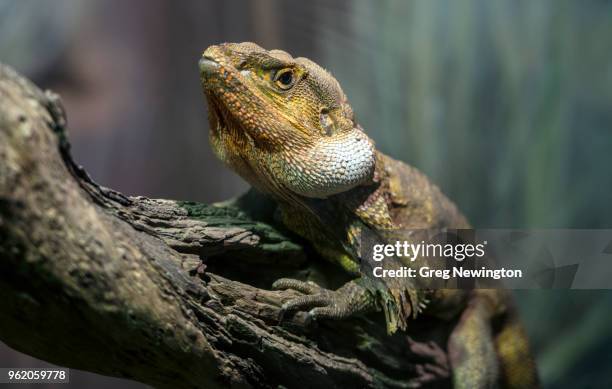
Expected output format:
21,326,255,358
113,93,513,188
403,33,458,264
0,63,444,388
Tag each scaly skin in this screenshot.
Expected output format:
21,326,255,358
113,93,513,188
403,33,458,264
199,42,539,388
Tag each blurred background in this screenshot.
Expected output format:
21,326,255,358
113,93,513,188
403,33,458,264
1,0,611,387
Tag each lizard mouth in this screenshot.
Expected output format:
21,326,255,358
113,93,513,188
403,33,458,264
199,56,249,137
207,96,228,135
206,92,249,141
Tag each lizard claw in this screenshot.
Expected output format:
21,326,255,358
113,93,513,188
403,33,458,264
273,278,332,323
273,277,376,324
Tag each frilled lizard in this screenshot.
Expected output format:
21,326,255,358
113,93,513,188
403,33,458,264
199,42,539,388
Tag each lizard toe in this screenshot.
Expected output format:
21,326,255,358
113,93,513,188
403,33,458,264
272,278,322,294
308,306,342,321
278,293,331,323
281,293,331,312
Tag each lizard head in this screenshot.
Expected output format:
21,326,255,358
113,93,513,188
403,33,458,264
199,42,376,202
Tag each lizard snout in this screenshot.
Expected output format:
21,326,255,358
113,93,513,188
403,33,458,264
200,45,227,77
199,57,219,77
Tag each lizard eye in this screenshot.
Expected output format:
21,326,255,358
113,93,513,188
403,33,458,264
274,68,295,90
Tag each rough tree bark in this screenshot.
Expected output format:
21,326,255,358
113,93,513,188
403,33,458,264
0,64,446,389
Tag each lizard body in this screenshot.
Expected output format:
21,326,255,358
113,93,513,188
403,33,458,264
199,42,539,388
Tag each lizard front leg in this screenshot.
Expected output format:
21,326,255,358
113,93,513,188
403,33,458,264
272,277,378,322
447,294,499,389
